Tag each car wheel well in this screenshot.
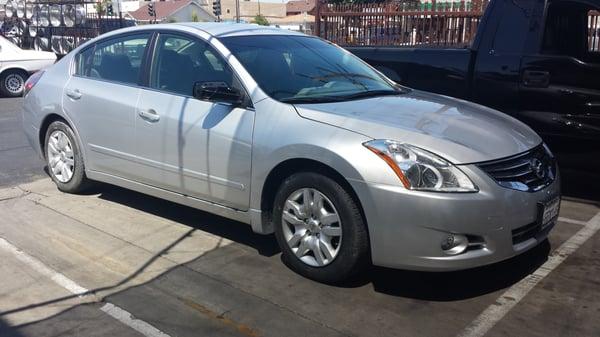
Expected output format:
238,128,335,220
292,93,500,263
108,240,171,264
261,159,367,232
39,114,69,159
0,68,29,77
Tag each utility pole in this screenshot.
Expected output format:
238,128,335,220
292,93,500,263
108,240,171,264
235,0,240,22
117,0,123,28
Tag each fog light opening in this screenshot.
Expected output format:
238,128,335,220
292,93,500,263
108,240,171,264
441,233,469,255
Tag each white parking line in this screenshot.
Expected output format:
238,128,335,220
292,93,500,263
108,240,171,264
0,237,172,337
101,303,170,337
557,217,588,226
457,211,600,337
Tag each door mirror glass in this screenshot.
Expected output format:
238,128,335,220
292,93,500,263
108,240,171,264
193,81,243,105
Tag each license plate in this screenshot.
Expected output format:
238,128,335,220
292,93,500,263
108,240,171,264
541,197,560,229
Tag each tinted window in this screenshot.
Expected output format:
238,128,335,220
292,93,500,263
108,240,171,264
590,11,600,52
75,47,94,76
220,35,398,103
150,34,234,97
83,33,150,85
542,2,596,59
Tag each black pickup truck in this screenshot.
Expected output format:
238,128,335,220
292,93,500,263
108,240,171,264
348,0,600,174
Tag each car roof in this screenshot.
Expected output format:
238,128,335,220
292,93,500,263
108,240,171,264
174,22,306,37
105,22,306,38
70,23,309,56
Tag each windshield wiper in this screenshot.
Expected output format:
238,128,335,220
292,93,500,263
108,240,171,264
279,96,343,104
280,90,405,104
337,90,403,100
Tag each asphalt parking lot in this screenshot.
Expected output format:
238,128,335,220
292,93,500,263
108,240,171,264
1,96,600,337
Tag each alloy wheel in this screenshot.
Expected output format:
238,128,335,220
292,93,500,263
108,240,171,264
47,130,75,183
281,188,342,267
4,73,24,95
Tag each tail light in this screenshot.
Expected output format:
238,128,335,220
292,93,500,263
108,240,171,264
24,70,45,97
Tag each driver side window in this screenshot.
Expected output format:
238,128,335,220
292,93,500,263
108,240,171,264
149,34,235,97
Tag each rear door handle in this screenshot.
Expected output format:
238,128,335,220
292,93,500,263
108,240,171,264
522,70,550,88
138,109,160,122
65,89,82,100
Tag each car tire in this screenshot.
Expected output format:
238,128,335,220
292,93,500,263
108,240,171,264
44,121,90,193
273,172,370,283
0,70,27,97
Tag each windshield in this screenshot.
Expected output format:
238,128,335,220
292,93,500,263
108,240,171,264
220,35,402,103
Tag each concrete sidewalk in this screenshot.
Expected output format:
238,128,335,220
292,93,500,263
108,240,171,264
1,178,599,337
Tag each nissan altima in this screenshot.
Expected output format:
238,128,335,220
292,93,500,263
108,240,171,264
22,23,561,283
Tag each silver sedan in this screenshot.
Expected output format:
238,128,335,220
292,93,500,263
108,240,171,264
22,23,560,283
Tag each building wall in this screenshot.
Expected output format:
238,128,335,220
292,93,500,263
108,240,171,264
219,0,286,21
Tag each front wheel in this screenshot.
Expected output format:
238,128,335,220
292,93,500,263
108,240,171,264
45,121,90,193
273,172,370,283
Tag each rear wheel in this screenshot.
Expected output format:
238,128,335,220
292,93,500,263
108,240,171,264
0,70,27,97
273,172,370,283
45,121,90,193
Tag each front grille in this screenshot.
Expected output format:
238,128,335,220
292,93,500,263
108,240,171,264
477,145,556,192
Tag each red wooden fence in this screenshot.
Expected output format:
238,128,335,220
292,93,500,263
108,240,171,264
315,0,490,47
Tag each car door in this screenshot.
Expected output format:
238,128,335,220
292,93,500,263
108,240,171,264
518,0,600,172
62,32,151,180
471,0,537,114
134,32,254,210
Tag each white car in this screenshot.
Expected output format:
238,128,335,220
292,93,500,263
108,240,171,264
0,35,56,96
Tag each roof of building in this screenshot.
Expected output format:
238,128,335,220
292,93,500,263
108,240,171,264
129,0,199,21
286,0,315,14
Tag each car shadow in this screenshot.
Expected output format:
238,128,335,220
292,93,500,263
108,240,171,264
88,182,554,301
344,240,550,301
91,183,281,258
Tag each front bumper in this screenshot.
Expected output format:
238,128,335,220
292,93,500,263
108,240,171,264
351,164,561,271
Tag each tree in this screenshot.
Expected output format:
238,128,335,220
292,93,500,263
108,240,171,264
253,14,269,26
95,0,109,16
168,17,178,23
191,11,199,22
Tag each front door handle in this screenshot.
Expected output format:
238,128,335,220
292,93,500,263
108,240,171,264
522,70,550,88
138,109,160,122
65,89,82,100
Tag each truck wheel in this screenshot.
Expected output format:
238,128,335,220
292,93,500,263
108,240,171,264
45,121,90,193
0,70,27,97
273,172,370,283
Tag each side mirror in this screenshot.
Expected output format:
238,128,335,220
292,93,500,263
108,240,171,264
193,81,244,106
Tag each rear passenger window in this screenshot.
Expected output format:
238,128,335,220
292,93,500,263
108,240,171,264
83,33,150,85
75,47,94,77
542,2,599,60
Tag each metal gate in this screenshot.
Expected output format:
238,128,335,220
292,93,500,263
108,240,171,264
315,0,490,47
2,0,134,55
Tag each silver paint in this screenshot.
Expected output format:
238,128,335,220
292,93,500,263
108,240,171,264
23,23,560,271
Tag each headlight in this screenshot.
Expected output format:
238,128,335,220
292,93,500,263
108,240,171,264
363,140,478,192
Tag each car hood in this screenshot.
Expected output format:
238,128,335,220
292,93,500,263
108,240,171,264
294,90,541,164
